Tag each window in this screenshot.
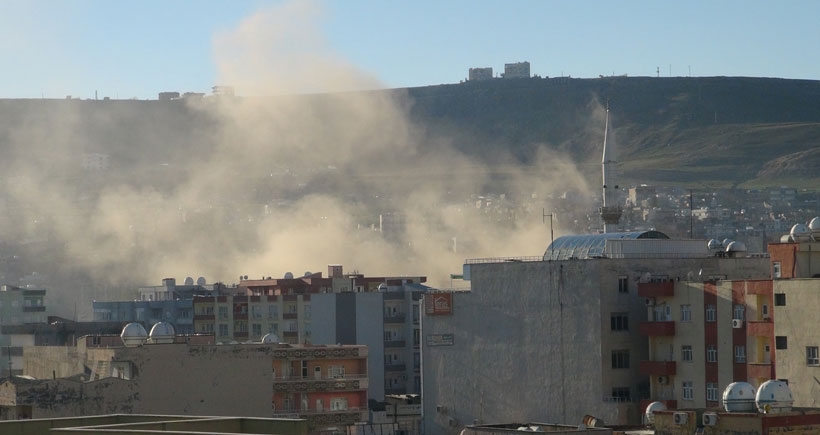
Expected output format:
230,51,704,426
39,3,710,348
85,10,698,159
610,313,629,331
328,365,345,379
735,345,746,363
733,304,745,321
330,397,348,411
413,328,420,347
218,306,229,319
773,262,782,278
618,276,628,294
680,305,692,322
705,304,716,322
706,383,718,402
776,336,788,350
268,305,279,319
682,381,694,400
807,346,819,366
252,323,262,337
611,387,631,402
413,305,420,323
303,304,311,319
612,350,630,369
269,322,279,333
251,305,262,319
218,324,229,337
682,345,693,362
775,293,786,306
707,345,717,363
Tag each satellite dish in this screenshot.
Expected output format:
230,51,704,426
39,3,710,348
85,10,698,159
284,272,294,279
184,277,194,285
196,277,206,285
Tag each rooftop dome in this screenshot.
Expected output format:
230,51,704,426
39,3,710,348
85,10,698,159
284,272,294,279
261,333,280,344
544,230,670,261
791,223,811,241
707,239,721,250
120,322,148,347
723,382,756,412
378,283,388,292
148,321,175,344
809,217,820,240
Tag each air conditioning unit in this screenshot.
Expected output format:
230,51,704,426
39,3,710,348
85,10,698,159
645,298,656,306
673,412,688,425
657,376,669,385
702,412,718,426
732,319,744,328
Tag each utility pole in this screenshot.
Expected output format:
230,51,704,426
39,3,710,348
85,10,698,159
543,210,555,248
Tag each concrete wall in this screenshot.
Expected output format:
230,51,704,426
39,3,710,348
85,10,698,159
773,278,820,407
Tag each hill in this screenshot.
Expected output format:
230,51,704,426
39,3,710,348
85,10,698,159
403,76,820,189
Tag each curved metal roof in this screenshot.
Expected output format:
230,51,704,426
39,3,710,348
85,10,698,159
543,230,670,261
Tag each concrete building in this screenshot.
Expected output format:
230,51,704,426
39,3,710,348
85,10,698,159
421,231,771,433
468,68,493,81
639,278,775,411
502,62,530,78
0,284,47,376
651,407,820,434
768,218,820,407
9,333,368,433
311,280,427,400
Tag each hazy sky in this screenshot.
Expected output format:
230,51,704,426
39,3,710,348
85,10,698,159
1,0,818,99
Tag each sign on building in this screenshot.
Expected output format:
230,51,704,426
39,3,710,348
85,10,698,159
424,293,453,315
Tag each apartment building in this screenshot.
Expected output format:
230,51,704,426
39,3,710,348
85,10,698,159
768,218,820,407
0,284,47,376
422,231,771,433
639,278,775,411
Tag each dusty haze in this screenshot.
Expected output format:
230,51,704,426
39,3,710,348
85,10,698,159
0,0,599,319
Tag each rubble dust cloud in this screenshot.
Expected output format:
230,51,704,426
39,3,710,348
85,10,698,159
0,0,595,319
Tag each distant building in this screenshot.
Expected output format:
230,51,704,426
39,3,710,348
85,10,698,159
503,61,530,78
81,152,109,171
212,85,235,96
468,68,493,81
93,277,227,335
157,91,180,101
0,285,47,376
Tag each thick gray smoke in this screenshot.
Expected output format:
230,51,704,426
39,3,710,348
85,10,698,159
0,0,595,319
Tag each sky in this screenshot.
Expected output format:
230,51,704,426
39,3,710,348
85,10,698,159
1,0,818,100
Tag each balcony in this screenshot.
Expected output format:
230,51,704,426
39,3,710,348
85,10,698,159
194,314,215,321
272,408,368,428
234,331,249,339
747,363,773,380
23,306,46,312
637,281,674,298
384,340,406,348
639,360,677,376
233,313,248,320
273,374,368,392
384,363,406,372
639,321,676,336
746,320,773,337
384,314,405,324
283,312,298,320
283,331,298,338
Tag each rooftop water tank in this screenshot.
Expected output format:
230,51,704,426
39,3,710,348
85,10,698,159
755,380,793,414
644,401,666,424
809,217,820,240
148,321,175,344
723,382,756,412
120,322,148,347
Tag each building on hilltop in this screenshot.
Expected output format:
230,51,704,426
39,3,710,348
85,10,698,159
421,230,771,432
468,67,493,81
503,61,530,78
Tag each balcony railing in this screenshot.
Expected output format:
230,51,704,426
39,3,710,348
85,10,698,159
23,306,46,312
746,320,773,337
637,281,675,298
384,340,406,348
639,360,677,376
271,406,368,417
194,314,215,321
384,314,405,324
639,321,676,336
384,363,406,372
283,312,298,320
